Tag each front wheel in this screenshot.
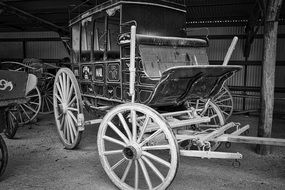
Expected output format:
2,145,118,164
53,68,83,149
98,103,179,190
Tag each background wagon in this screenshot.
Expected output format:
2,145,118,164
0,70,37,178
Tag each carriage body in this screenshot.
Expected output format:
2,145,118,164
69,0,240,109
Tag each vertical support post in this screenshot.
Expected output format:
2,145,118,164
129,25,136,103
256,0,283,155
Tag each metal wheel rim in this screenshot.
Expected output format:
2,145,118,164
39,72,55,114
98,103,179,190
53,68,83,149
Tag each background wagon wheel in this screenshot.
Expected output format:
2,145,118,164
187,85,233,121
98,103,179,190
184,100,225,151
4,110,19,139
53,68,83,149
0,135,8,178
12,87,41,125
38,72,55,114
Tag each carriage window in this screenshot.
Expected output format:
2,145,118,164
81,17,93,62
72,23,80,63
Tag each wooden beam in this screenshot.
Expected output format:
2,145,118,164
0,2,69,34
256,0,283,155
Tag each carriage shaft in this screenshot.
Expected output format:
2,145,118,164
180,150,242,159
218,135,285,146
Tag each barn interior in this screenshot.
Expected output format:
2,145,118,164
0,0,284,189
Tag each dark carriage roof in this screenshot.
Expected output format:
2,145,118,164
69,0,186,26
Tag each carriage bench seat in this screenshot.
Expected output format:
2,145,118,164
136,34,208,47
136,34,210,79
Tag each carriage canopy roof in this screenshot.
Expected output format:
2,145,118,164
69,0,186,26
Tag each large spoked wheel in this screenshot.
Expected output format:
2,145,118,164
212,86,233,120
0,135,8,178
53,68,83,149
98,103,179,190
4,110,19,139
14,87,41,125
187,86,233,121
184,100,225,151
39,72,55,114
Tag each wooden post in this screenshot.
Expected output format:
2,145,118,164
256,0,283,155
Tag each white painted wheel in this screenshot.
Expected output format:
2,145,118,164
184,100,225,151
53,68,83,149
13,87,41,125
187,86,233,121
212,86,233,120
39,72,55,114
98,103,179,190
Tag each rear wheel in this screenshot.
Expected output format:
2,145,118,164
184,100,225,151
53,68,83,149
4,110,18,139
13,87,41,125
0,135,8,178
98,103,179,190
39,73,55,114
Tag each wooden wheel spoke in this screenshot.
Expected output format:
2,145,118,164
121,160,133,182
140,129,163,147
142,151,171,168
56,83,64,100
111,157,126,171
67,112,78,135
67,96,76,107
67,84,74,103
138,158,152,190
142,144,170,151
103,135,126,147
103,150,123,156
66,114,76,143
27,94,39,98
214,97,232,104
55,94,63,103
66,116,71,143
22,103,37,113
118,113,132,140
142,155,165,182
131,110,137,142
108,121,130,144
29,101,40,106
67,107,78,112
20,105,31,119
137,115,150,143
66,74,71,101
213,90,227,101
134,160,139,189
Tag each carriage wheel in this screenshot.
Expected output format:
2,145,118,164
53,68,83,149
39,73,55,114
98,103,179,190
187,86,233,121
212,86,233,120
0,135,8,178
4,110,19,139
13,87,41,125
184,100,225,151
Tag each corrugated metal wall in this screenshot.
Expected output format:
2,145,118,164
0,31,69,60
187,25,285,114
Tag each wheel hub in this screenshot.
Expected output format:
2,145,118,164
123,144,141,160
60,103,68,114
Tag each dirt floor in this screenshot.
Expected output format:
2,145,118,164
0,113,284,190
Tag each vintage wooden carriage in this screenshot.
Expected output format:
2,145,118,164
52,1,285,189
0,70,37,178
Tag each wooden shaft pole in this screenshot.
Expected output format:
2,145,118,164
256,0,283,155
